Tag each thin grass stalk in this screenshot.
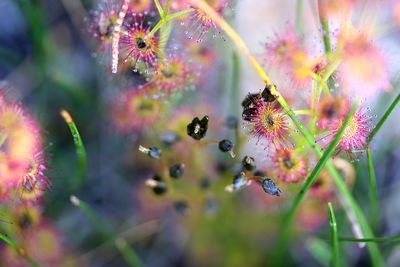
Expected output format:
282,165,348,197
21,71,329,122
0,232,41,267
70,196,144,267
61,110,87,191
328,203,340,267
367,148,379,230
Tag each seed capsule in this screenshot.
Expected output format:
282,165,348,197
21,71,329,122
145,178,168,195
138,145,162,159
218,139,233,152
259,177,281,196
261,84,277,103
225,172,251,192
169,163,185,179
242,156,256,171
187,116,209,140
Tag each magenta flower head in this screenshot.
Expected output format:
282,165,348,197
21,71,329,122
185,0,227,41
272,149,307,183
111,86,162,133
243,95,290,148
0,90,49,202
120,13,159,69
335,108,372,156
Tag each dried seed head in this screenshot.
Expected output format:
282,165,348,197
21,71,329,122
187,116,209,140
225,172,251,192
261,84,277,103
138,145,162,159
169,163,185,179
242,156,256,171
259,177,281,196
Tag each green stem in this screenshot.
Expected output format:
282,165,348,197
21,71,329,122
317,1,331,54
328,203,340,267
0,233,41,267
148,8,195,36
70,196,144,267
295,0,305,36
339,235,400,243
368,92,400,143
154,0,164,18
367,148,379,230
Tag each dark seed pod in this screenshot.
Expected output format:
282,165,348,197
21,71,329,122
241,93,259,108
169,163,185,179
174,201,188,215
148,147,162,159
259,177,281,196
187,116,209,140
261,84,277,102
153,182,167,195
226,115,238,129
218,139,233,152
242,107,256,121
146,177,168,195
160,131,180,147
225,172,250,192
242,156,256,171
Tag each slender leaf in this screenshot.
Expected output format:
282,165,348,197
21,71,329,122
61,110,87,191
367,148,379,230
0,232,41,267
328,203,340,267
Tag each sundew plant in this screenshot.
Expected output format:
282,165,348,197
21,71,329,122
1,0,400,266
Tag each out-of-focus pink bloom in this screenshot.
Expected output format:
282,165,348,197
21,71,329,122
272,149,307,184
337,29,390,98
111,86,162,133
0,91,49,202
128,0,152,13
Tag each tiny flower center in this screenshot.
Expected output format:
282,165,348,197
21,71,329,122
135,37,147,50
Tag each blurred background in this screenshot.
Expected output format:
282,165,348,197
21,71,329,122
1,0,400,266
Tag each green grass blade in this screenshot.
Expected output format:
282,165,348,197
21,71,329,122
367,148,379,230
277,106,355,260
115,238,144,267
338,235,400,243
368,92,400,143
70,196,144,267
61,110,87,191
328,203,340,267
0,232,41,267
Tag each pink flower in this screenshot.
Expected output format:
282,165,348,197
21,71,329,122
272,149,307,183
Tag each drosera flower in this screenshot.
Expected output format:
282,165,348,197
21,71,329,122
264,27,303,69
119,13,159,70
0,90,49,202
185,0,228,42
316,95,350,130
272,149,307,184
244,97,290,149
111,85,162,133
335,108,372,156
152,54,193,94
337,27,390,98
